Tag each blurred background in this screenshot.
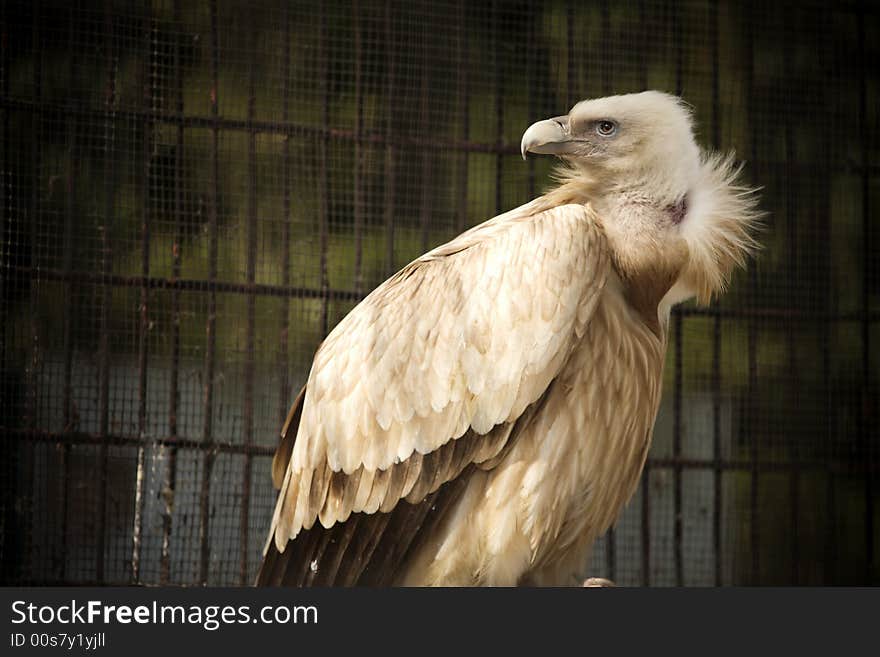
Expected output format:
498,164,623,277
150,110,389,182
0,0,877,586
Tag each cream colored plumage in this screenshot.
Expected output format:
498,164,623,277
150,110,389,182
257,91,761,587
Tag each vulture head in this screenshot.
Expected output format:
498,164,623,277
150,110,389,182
521,90,761,308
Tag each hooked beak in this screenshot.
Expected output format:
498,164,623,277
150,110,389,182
520,116,576,160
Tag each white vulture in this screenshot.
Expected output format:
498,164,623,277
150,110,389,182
256,91,761,586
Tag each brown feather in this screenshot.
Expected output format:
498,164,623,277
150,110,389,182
256,469,476,587
404,447,440,504
334,510,392,585
319,469,348,527
427,435,456,493
256,393,554,586
257,428,525,586
379,460,409,513
360,470,474,586
272,385,306,490
320,513,364,584
400,452,423,499
306,462,331,528
616,240,688,339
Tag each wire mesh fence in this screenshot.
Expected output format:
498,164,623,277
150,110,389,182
1,0,877,586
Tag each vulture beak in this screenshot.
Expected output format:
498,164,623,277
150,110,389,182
520,115,576,160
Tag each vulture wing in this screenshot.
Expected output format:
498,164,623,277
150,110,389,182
257,202,609,585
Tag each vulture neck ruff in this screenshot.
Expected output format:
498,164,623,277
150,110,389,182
542,149,762,313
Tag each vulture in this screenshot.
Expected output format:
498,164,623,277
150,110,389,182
256,91,761,586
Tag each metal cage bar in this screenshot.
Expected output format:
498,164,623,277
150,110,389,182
858,0,874,584
197,0,221,586
57,1,78,584
671,0,685,588
23,0,43,585
709,0,723,588
240,8,259,586
95,2,117,584
160,0,185,586
383,0,397,274
782,13,800,586
130,1,155,584
353,0,365,297
418,17,432,252
638,0,651,588
0,0,13,586
744,0,761,585
278,0,293,435
318,4,330,339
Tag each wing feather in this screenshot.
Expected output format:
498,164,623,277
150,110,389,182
271,385,305,490
256,384,556,586
265,202,609,559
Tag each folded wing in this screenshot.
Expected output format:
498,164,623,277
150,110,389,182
259,203,609,584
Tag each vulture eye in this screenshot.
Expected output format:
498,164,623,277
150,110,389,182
596,120,617,137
